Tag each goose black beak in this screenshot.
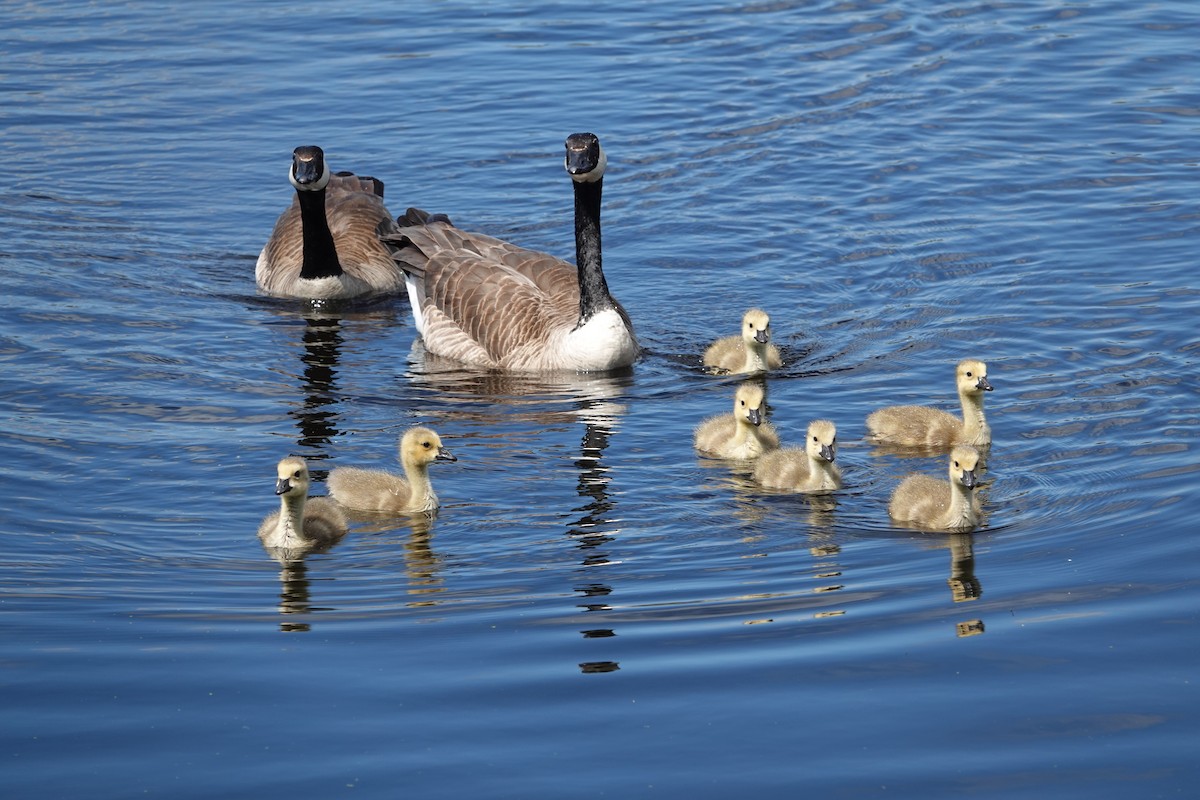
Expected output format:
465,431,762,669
436,447,457,463
820,444,836,462
978,376,993,391
564,133,601,176
754,329,769,345
292,147,325,186
960,469,978,490
747,407,763,426
275,477,292,495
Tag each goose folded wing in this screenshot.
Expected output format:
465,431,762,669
425,252,577,363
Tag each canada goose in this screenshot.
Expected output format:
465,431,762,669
867,359,993,447
258,456,348,549
703,309,783,374
694,382,780,460
753,419,842,492
888,445,983,531
385,132,638,371
256,145,406,300
327,426,457,514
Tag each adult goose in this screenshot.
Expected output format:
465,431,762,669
867,359,994,448
386,132,638,372
256,145,406,300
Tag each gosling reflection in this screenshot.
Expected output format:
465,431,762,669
910,531,986,637
946,532,985,637
341,512,446,604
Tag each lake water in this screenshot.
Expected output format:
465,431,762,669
3,1,1198,797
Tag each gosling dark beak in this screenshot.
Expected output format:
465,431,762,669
747,407,763,426
275,477,292,495
820,444,836,462
436,447,457,463
754,329,769,345
961,469,978,490
978,376,993,391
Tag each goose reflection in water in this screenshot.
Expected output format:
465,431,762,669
290,313,346,454
407,342,632,668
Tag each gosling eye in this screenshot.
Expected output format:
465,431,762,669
739,400,746,407
293,470,303,479
422,441,432,449
965,371,974,378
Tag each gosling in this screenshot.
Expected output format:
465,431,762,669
887,445,983,531
258,456,348,550
753,419,843,492
703,308,784,374
694,382,780,460
327,426,457,514
867,358,993,447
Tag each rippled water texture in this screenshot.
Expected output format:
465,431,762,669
3,1,1198,797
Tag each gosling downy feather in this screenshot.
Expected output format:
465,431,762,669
694,382,780,460
258,456,348,550
327,426,456,514
703,308,783,374
256,145,406,300
867,359,993,447
753,419,842,492
385,133,638,372
888,445,983,531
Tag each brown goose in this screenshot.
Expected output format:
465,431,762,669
867,359,993,447
386,133,638,372
256,145,406,300
887,445,983,531
703,308,783,374
258,456,348,549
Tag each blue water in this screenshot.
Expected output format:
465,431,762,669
3,1,1198,797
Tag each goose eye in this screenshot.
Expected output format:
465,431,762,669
422,441,432,449
293,470,302,478
953,460,960,469
965,371,973,378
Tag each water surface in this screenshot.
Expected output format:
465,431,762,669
2,1,1198,797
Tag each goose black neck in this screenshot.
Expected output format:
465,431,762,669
297,189,343,280
574,176,612,323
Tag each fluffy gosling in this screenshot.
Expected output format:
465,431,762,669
327,426,457,514
703,308,784,374
887,445,983,531
867,358,993,447
694,382,780,460
753,419,842,492
258,456,348,549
